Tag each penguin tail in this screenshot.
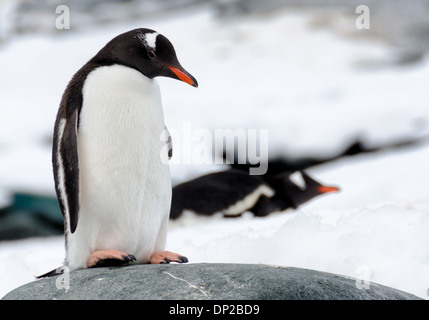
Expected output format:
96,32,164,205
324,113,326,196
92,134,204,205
35,266,66,279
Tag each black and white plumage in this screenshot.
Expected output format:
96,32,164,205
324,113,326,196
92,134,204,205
41,28,197,276
170,170,339,220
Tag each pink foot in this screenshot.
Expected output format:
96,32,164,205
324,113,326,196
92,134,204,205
149,251,188,264
87,249,136,268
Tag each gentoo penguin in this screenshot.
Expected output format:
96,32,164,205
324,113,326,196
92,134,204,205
170,170,339,219
38,28,197,277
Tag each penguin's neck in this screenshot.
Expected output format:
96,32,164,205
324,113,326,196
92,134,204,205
81,64,163,125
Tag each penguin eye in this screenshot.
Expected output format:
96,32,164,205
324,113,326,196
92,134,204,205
148,50,156,59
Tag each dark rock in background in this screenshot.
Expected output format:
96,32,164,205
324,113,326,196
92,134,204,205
226,136,429,175
0,192,63,240
2,263,421,300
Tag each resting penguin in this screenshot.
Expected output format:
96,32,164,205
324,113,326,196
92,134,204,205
170,170,339,219
38,28,197,277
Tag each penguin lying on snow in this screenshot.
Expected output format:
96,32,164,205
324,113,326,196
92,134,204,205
170,170,339,219
38,28,197,277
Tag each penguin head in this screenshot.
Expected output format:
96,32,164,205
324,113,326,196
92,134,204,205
278,171,339,208
91,28,198,87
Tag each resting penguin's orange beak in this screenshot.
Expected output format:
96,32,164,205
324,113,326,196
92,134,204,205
317,186,340,193
168,66,198,88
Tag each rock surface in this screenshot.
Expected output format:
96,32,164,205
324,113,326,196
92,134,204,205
2,263,421,300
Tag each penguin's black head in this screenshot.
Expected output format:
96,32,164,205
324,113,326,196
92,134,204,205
277,171,339,208
91,28,198,87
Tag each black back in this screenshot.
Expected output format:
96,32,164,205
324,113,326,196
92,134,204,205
170,170,267,219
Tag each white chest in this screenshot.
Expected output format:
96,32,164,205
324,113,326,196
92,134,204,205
70,64,171,266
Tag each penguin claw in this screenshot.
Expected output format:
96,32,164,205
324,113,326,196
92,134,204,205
178,256,188,263
121,254,136,262
149,251,189,264
88,250,136,268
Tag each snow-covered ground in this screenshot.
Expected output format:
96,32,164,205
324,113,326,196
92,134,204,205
1,7,429,299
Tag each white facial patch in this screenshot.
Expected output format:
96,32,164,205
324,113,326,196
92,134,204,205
145,32,159,50
136,31,159,51
290,171,307,190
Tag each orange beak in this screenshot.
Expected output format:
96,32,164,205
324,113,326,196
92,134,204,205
317,186,340,194
168,66,198,87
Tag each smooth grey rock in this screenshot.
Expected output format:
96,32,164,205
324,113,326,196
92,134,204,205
2,263,421,300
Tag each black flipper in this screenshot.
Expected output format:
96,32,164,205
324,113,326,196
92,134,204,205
165,126,173,160
52,63,97,235
53,109,80,234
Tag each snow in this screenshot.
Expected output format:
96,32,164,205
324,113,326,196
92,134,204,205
1,7,429,299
